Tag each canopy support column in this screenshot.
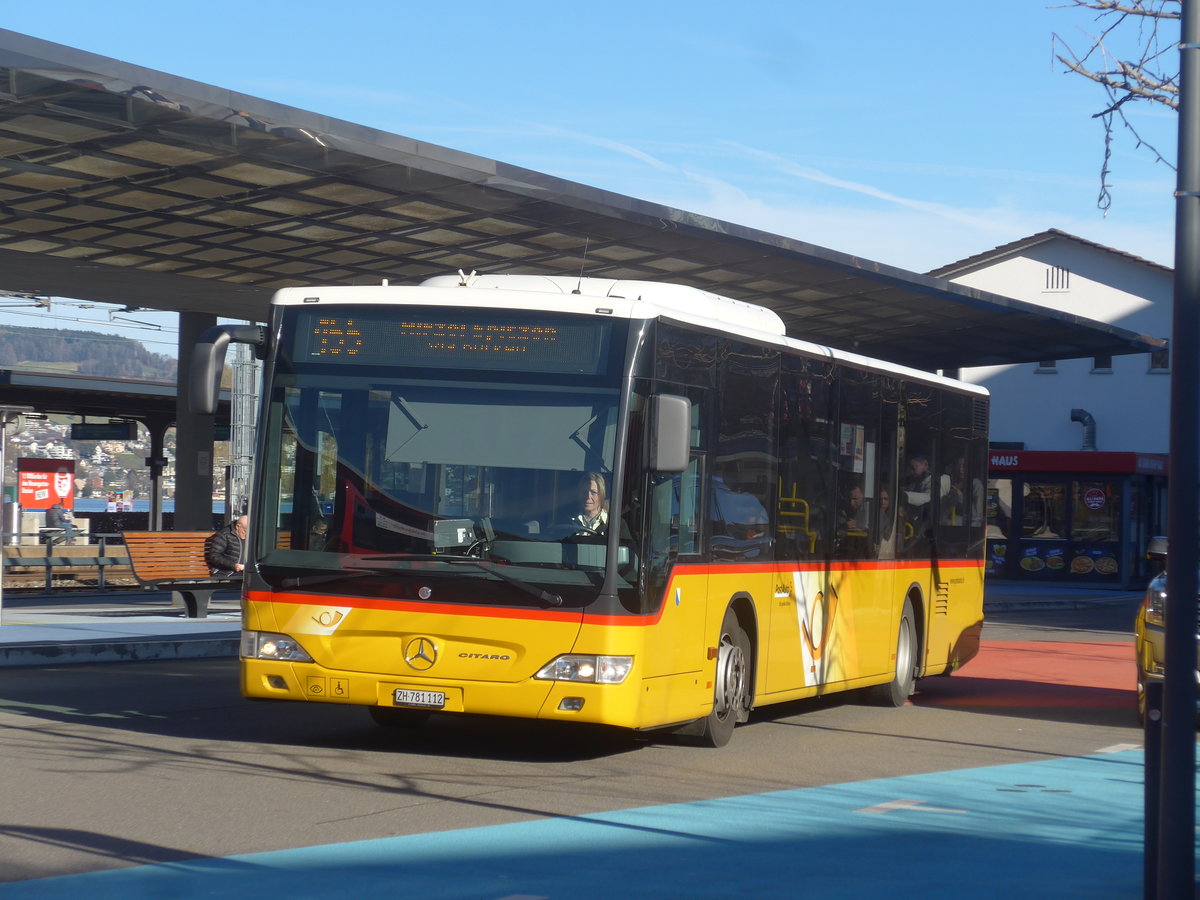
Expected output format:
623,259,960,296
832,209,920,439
174,311,216,531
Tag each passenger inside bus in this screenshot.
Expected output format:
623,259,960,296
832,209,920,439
838,482,867,533
903,453,935,553
943,456,984,527
903,454,933,509
876,487,897,559
835,480,870,558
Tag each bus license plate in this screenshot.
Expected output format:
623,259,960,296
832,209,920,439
393,689,446,709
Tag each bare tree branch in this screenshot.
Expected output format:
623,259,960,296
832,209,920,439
1054,0,1180,210
1056,0,1179,17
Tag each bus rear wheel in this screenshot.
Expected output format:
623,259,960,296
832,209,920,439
693,607,752,748
865,598,917,707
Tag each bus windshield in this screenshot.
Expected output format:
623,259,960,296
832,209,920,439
254,305,628,605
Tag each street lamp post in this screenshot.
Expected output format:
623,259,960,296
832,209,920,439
1157,0,1200,895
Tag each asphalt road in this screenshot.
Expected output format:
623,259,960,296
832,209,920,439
983,595,1141,643
0,600,1146,891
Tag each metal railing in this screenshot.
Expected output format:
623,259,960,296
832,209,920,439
1,532,128,592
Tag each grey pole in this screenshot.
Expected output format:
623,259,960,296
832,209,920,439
1159,0,1200,895
175,311,217,530
0,405,34,627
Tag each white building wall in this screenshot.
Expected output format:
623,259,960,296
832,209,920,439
951,237,1172,453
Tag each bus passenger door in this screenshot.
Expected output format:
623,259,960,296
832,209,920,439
642,456,706,679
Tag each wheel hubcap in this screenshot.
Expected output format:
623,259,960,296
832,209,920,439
896,617,913,686
714,633,747,719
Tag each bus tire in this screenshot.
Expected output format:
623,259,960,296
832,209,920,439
368,706,431,729
694,606,752,748
865,598,917,707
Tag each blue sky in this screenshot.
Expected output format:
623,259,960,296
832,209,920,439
2,1,1180,353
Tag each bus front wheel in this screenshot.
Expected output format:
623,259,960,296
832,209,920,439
693,607,752,748
865,598,917,707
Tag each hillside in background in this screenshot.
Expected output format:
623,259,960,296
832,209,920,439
0,325,176,381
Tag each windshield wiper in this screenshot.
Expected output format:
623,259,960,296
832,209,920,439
279,567,384,589
362,554,563,607
452,559,564,607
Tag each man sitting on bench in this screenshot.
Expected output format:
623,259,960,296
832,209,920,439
205,515,247,577
45,503,78,545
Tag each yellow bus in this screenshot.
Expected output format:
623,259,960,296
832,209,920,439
194,273,986,747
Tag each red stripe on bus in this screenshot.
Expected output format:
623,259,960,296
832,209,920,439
249,590,584,623
248,558,983,627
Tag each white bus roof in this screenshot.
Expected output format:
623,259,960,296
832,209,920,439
272,276,986,396
421,273,787,336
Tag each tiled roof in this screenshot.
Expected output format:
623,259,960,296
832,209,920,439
927,228,1172,279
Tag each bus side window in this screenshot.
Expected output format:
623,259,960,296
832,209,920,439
776,361,835,560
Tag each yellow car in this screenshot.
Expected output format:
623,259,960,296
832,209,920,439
1133,536,1199,724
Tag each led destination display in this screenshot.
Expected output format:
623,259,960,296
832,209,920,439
296,308,613,375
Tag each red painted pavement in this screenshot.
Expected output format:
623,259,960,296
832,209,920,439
913,640,1136,709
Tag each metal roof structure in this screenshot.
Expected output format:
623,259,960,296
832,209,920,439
0,370,228,423
0,29,1165,371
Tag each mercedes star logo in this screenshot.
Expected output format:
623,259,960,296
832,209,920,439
404,637,438,671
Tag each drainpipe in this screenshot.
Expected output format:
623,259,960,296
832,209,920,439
1070,408,1097,451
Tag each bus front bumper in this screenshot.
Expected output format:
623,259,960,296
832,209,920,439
241,655,658,729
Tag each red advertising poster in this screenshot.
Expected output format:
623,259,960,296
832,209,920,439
18,458,75,510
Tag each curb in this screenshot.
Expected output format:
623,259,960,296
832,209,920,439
984,594,1141,613
0,635,239,668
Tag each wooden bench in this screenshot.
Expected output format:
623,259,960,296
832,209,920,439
121,531,240,618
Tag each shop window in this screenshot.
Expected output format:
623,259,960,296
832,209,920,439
1091,355,1113,373
1021,482,1066,540
1071,481,1120,543
987,479,1012,539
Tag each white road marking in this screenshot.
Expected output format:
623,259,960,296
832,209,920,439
856,798,968,815
1096,743,1142,754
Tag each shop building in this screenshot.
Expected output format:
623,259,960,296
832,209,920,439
930,230,1173,587
986,450,1167,588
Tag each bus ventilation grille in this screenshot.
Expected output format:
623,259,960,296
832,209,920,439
935,582,950,616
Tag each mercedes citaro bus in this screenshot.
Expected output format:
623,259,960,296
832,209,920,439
192,273,987,747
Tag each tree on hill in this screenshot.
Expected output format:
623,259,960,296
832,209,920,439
0,325,176,380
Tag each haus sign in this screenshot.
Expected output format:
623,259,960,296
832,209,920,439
988,450,1168,476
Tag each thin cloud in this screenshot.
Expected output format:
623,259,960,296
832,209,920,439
721,141,1014,234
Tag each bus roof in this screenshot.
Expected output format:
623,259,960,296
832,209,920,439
272,276,987,396
420,273,787,336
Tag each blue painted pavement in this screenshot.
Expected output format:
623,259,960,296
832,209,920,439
0,749,1190,899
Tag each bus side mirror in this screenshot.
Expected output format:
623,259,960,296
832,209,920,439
189,324,268,415
650,394,690,473
1146,535,1168,561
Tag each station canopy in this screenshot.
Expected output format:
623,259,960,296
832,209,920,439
0,29,1165,372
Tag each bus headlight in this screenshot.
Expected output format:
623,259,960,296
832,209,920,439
535,655,633,684
241,631,314,662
